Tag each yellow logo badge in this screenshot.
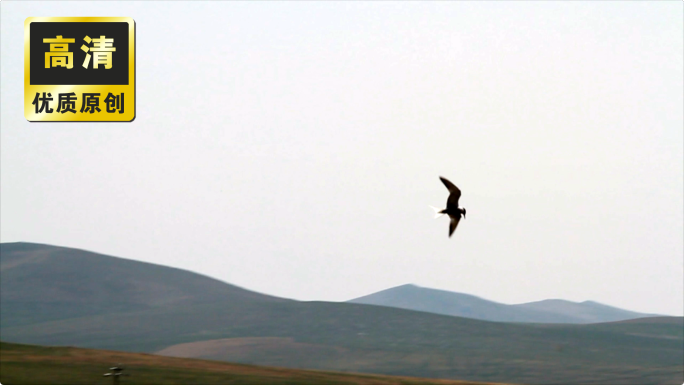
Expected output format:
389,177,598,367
24,17,135,122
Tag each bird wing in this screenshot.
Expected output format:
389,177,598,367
440,176,461,198
449,215,461,237
440,176,461,210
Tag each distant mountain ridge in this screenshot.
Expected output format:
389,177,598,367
348,284,661,324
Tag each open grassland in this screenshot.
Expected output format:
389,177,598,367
3,302,683,384
0,341,509,385
153,334,683,385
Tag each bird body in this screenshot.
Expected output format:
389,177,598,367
432,176,466,237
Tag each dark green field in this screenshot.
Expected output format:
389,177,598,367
0,342,506,385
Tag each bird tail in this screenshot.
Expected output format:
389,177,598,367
430,205,445,219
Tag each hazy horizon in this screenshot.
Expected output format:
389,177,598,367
1,1,682,316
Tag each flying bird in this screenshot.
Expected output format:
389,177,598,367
431,176,466,237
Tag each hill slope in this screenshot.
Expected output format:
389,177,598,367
0,242,289,327
1,242,681,384
348,284,659,323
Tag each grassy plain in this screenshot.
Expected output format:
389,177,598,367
0,341,507,385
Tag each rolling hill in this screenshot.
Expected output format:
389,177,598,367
0,242,290,328
348,284,660,323
1,242,682,384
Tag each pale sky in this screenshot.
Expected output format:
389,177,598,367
1,1,682,316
